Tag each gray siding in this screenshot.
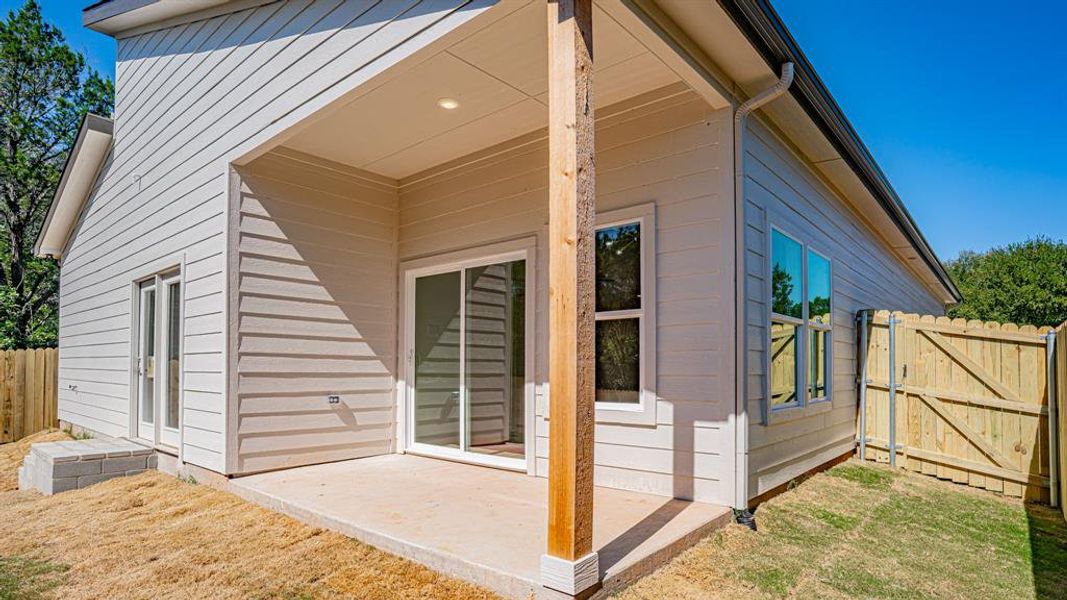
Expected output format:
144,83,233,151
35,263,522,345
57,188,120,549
399,87,737,505
743,118,945,498
233,149,398,474
59,0,488,473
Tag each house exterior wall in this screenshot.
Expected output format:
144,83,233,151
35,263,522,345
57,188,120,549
58,0,490,473
231,149,398,474
742,117,946,500
397,86,737,505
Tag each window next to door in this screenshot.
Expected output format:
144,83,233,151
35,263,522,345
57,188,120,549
593,203,656,426
767,227,833,419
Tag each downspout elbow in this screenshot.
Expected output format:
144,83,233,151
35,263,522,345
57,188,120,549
735,63,795,123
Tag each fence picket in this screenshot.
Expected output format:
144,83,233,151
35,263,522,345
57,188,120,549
0,349,59,443
1021,325,1044,501
1055,321,1067,522
984,321,1004,493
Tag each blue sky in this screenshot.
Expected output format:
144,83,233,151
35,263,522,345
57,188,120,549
5,0,1065,261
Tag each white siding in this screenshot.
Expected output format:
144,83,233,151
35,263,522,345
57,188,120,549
743,118,946,498
399,86,736,505
59,0,489,473
233,149,398,474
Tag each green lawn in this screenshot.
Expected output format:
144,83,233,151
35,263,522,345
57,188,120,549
0,556,68,600
620,461,1067,599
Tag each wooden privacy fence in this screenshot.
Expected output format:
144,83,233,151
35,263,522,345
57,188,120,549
0,348,59,443
858,311,1057,503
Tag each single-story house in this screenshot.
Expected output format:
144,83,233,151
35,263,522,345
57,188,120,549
38,0,960,595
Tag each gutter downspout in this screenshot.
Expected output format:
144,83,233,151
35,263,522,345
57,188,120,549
733,63,794,516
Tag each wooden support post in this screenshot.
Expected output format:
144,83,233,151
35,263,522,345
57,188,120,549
542,0,598,596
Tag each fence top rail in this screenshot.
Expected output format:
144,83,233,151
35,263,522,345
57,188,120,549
868,311,1051,345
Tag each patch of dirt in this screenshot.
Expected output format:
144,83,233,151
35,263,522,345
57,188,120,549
0,437,500,600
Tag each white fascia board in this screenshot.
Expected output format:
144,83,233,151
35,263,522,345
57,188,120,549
35,114,113,260
83,0,266,37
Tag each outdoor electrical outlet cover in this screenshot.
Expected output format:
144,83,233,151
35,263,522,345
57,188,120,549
327,395,340,404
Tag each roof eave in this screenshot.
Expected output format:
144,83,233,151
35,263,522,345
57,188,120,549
35,113,114,260
82,0,237,36
717,0,962,303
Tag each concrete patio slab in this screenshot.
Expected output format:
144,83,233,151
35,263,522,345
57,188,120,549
229,454,731,599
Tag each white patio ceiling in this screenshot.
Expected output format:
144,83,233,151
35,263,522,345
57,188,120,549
281,1,682,179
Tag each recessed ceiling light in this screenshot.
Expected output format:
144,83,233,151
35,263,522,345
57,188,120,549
437,97,460,110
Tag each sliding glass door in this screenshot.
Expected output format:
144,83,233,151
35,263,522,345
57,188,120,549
407,253,529,470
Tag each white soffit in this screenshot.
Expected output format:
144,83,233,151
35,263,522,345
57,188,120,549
83,0,241,36
35,114,113,259
281,0,684,179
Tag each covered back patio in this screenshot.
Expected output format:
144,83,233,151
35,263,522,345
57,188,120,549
230,454,730,598
229,0,736,596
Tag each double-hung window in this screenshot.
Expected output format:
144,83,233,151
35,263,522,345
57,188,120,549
592,204,656,424
769,228,832,412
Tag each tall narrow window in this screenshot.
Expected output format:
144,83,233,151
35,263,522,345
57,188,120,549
807,250,831,402
140,285,156,425
770,230,803,408
595,222,642,405
165,280,182,429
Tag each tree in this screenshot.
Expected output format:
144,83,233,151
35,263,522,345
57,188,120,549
772,264,800,317
0,1,113,347
946,236,1067,328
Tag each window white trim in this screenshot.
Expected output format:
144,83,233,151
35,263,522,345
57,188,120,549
766,226,833,418
594,203,657,426
127,254,186,458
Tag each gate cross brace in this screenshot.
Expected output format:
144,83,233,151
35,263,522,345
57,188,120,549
918,393,1016,470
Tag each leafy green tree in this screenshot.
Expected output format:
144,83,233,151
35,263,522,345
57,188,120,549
0,1,113,347
772,264,800,317
946,236,1067,328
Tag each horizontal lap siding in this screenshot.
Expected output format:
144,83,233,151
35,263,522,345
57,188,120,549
399,89,736,505
234,150,398,474
60,0,481,473
743,119,945,497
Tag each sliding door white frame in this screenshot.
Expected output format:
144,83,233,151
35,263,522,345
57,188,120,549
398,237,536,474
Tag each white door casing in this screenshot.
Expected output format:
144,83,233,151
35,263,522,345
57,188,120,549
399,238,537,474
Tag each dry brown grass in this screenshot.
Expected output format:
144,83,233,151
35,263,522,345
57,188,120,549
0,438,500,600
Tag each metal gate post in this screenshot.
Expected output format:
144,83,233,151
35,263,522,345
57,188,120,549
888,313,897,467
1046,331,1059,508
857,310,871,461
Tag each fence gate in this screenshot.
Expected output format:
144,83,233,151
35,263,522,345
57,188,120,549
858,311,1054,501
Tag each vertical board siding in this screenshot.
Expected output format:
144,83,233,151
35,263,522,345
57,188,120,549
743,118,946,498
398,88,736,505
234,150,399,474
59,0,479,473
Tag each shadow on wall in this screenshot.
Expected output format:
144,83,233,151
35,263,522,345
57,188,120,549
233,151,398,472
